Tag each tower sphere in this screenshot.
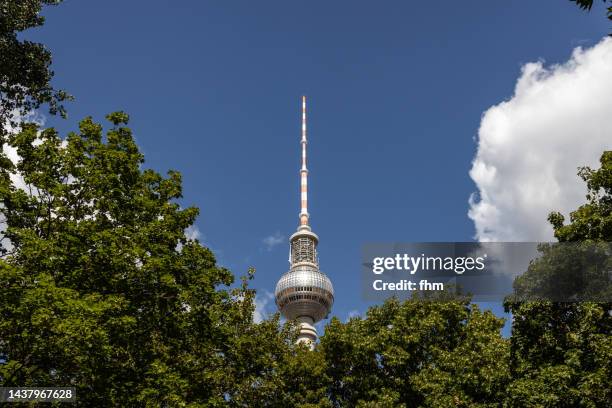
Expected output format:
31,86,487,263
275,239,334,322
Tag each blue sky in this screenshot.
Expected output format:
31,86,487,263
28,1,610,331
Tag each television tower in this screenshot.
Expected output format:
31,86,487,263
275,96,334,347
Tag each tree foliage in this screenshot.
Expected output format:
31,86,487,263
504,151,612,407
0,0,70,133
549,151,612,242
319,297,509,408
0,114,303,406
509,241,611,302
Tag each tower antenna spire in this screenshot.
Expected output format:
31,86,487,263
300,95,309,227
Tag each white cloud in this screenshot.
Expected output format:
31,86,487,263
176,225,206,252
184,225,202,241
469,38,612,242
262,231,285,251
253,290,275,323
346,309,360,322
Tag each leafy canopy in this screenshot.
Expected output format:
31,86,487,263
0,113,300,406
0,0,71,133
504,151,612,407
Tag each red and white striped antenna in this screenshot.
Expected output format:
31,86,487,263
299,95,309,227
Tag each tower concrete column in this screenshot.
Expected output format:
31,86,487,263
296,316,317,349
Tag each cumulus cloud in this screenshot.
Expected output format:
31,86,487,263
253,290,275,323
469,38,612,242
262,231,285,251
176,225,205,252
184,225,202,241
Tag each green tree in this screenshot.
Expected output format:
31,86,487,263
0,0,70,132
319,296,509,408
510,241,611,303
504,151,612,407
0,113,297,406
548,152,612,242
229,337,333,408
